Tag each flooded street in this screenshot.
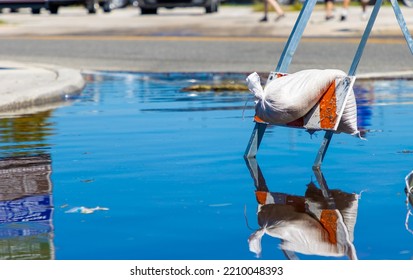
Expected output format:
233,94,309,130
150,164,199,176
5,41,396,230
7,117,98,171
0,72,412,260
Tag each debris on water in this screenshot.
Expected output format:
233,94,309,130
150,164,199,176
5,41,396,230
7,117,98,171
208,203,232,207
398,150,413,154
65,206,109,214
81,179,95,183
364,129,383,133
181,83,249,92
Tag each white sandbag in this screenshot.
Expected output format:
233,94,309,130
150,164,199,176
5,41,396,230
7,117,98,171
246,69,360,136
337,90,359,135
247,69,347,124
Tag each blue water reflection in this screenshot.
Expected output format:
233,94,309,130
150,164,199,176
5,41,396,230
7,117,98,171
1,72,413,260
0,154,54,260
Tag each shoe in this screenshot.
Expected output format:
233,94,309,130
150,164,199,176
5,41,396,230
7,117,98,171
275,14,285,22
325,15,334,21
259,16,268,22
340,14,347,21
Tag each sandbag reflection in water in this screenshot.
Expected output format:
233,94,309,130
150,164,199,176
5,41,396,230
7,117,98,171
245,159,359,260
0,112,55,260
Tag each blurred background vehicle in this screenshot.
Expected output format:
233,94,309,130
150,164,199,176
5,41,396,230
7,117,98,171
0,0,129,14
135,0,220,14
0,0,46,14
48,0,111,14
111,0,129,8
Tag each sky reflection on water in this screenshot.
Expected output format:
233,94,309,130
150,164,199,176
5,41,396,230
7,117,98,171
0,72,413,260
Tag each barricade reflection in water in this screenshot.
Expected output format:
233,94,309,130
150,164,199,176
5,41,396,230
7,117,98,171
245,158,359,260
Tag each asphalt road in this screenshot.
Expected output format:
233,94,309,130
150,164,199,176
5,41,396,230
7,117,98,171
0,6,412,76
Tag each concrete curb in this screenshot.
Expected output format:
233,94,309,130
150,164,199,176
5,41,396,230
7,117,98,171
0,61,85,114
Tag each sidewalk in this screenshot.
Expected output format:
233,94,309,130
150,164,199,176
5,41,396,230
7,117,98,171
0,5,411,38
0,61,85,115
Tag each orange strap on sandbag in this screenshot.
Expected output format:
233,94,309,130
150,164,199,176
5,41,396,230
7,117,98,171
319,209,338,244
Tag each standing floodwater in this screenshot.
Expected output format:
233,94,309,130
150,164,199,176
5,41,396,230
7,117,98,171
0,72,413,260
